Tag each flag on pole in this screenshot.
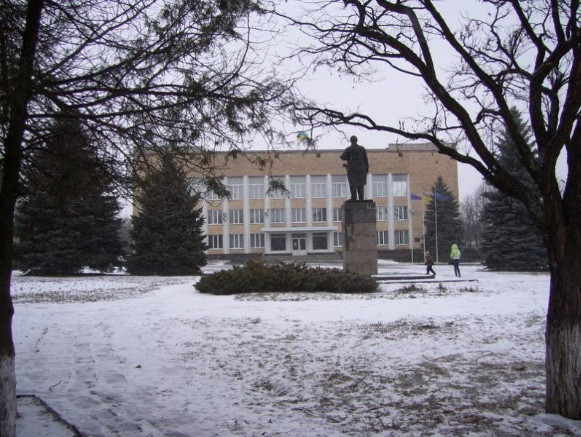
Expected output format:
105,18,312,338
410,193,422,200
422,193,433,202
434,192,448,201
296,131,310,142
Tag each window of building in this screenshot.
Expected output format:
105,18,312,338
377,231,388,245
250,233,265,248
207,190,221,201
333,232,343,247
312,207,327,222
333,207,342,222
392,174,408,197
291,208,306,223
377,206,388,221
270,233,286,251
290,176,306,198
312,232,328,250
270,208,286,223
229,234,244,249
311,175,327,198
229,209,244,224
208,209,223,225
332,175,348,198
395,230,409,245
373,175,388,198
208,234,223,249
394,205,408,221
250,209,264,224
189,178,205,196
227,177,243,200
268,177,287,198
248,177,265,199
229,185,243,199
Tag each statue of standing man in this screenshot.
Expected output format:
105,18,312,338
340,135,369,201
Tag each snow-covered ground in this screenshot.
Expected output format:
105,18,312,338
11,261,581,436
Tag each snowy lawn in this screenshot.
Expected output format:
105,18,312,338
11,261,581,436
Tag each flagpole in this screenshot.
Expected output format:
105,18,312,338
435,188,439,263
422,205,426,256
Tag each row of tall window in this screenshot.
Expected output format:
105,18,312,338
207,206,409,225
207,230,410,250
203,174,408,200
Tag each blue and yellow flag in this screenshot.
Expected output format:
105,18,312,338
296,131,310,142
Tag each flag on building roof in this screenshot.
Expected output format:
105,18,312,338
296,131,310,142
410,193,422,200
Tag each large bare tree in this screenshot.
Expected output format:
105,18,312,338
276,0,581,419
0,0,288,434
460,184,488,251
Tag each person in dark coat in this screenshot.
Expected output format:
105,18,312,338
340,135,369,201
425,251,436,276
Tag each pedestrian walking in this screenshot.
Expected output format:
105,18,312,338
450,244,461,277
425,251,436,276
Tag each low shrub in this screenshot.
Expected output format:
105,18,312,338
195,260,379,295
396,284,425,294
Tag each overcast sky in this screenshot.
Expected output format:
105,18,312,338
253,1,567,201
248,1,486,200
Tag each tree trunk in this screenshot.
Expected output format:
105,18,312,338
0,276,15,437
0,1,45,435
545,216,581,419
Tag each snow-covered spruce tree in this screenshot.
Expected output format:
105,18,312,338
424,176,464,262
15,117,123,275
480,111,547,271
127,156,207,275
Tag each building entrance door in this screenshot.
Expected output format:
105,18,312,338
292,233,307,256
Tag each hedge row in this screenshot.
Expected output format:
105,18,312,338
195,261,379,295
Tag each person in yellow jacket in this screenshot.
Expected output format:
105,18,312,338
450,244,461,277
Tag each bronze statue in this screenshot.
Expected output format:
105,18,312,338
340,135,369,201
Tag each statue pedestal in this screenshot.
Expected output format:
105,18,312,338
342,200,378,276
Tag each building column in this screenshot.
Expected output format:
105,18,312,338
202,201,209,251
406,174,414,258
285,174,292,227
263,175,271,254
243,175,250,254
326,174,334,251
305,174,312,251
223,177,230,254
387,173,395,251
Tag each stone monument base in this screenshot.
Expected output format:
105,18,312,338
342,200,378,276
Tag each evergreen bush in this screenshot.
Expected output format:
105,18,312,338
126,154,207,275
196,260,379,295
480,109,548,271
15,117,123,275
424,176,464,262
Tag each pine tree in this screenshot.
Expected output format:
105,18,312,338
126,156,207,275
480,112,547,271
424,176,464,262
15,118,123,275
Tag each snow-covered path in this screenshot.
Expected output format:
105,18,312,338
11,263,581,436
